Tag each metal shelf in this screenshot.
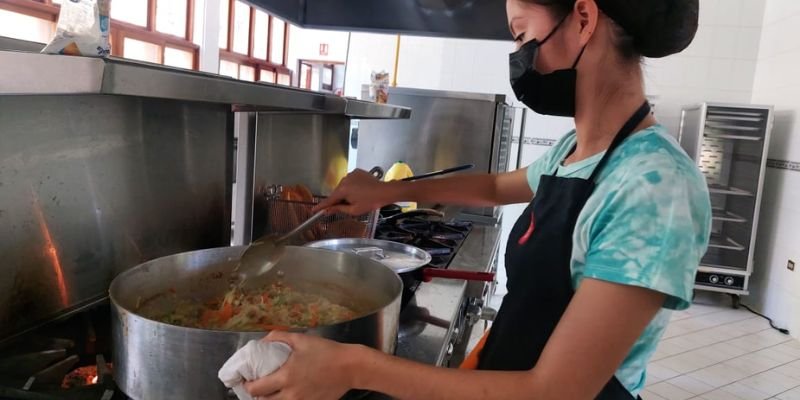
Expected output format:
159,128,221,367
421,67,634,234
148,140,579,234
699,264,749,274
706,115,763,123
708,184,754,196
712,209,747,223
708,234,746,251
705,122,761,131
0,51,411,119
681,103,774,297
704,133,763,141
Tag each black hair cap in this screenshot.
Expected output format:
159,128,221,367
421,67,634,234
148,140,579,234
597,0,699,58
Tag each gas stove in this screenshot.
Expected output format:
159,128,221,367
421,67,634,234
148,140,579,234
0,304,125,400
374,211,473,270
0,213,480,400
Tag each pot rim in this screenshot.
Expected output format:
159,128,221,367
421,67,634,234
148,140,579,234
109,245,403,334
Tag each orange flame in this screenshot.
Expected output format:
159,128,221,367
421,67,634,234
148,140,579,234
31,191,69,307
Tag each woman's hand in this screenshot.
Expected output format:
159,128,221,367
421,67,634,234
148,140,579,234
244,331,360,400
313,169,398,216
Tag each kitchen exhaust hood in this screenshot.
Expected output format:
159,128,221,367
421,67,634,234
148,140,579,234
244,0,511,41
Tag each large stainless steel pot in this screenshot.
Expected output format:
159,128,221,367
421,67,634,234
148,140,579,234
110,245,402,400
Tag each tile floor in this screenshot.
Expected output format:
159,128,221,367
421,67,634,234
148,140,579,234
471,293,800,400
641,295,800,400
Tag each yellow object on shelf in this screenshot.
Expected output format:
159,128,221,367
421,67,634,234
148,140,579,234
384,161,417,211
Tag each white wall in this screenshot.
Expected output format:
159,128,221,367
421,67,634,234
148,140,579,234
286,26,350,86
343,32,398,98
644,0,765,136
747,0,800,339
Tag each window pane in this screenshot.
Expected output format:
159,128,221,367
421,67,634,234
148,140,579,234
164,47,194,69
232,1,250,55
299,64,311,89
322,67,333,86
156,0,187,37
270,18,285,64
0,9,55,44
310,68,320,90
219,0,229,49
193,0,205,46
220,60,239,78
278,73,291,86
124,38,161,64
260,69,275,83
252,10,268,60
111,0,148,27
239,65,255,81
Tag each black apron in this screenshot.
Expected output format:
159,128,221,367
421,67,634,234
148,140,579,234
477,101,652,400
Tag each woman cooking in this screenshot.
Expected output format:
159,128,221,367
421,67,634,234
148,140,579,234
246,0,711,398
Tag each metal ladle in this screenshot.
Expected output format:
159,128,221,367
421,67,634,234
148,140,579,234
235,209,327,283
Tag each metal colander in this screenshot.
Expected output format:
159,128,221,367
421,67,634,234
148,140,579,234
264,188,377,245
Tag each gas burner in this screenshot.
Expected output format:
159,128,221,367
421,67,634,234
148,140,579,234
0,304,124,400
398,221,466,241
410,237,453,257
374,227,415,242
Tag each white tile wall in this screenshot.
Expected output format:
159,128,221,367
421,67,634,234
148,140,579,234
343,32,397,98
644,0,766,140
748,0,800,343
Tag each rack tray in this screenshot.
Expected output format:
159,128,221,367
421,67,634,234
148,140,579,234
708,184,754,196
708,234,746,251
712,209,748,223
704,133,763,141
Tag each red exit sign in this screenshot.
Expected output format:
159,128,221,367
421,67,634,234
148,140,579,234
319,43,329,56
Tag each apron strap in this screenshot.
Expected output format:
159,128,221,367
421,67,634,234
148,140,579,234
557,100,651,180
588,101,651,182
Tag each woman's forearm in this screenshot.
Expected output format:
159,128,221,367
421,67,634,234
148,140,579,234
387,174,499,207
386,169,532,207
349,346,540,400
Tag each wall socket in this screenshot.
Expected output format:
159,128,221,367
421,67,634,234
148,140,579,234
789,260,796,272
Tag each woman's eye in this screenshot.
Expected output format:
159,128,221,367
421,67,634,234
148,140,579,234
514,33,525,42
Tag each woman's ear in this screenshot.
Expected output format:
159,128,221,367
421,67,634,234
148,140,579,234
574,0,600,45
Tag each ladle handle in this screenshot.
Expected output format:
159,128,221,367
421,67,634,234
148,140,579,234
278,210,327,243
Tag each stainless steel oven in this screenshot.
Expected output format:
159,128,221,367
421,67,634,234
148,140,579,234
355,87,521,224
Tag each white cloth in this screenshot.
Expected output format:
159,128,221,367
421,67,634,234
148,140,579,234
218,340,292,400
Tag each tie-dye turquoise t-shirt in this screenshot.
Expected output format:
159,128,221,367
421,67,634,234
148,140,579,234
525,124,711,397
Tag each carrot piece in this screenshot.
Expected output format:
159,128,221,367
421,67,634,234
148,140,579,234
260,324,290,331
218,302,234,323
200,310,217,327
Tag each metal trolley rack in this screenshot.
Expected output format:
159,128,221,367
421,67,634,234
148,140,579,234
678,102,774,307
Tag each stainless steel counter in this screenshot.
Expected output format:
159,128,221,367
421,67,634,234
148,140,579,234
364,223,503,399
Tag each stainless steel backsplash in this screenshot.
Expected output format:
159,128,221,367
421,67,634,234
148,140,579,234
0,95,233,340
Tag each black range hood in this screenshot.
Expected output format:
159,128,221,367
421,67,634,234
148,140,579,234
244,0,511,41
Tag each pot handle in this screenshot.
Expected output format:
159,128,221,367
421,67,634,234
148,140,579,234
421,269,495,282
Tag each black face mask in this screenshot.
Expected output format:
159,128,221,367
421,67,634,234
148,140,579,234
509,15,587,117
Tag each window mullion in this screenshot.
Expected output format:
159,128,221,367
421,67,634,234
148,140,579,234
226,0,234,51
248,5,254,58
186,0,194,42
147,0,156,31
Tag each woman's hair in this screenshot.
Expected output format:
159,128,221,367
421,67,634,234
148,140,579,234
521,0,699,61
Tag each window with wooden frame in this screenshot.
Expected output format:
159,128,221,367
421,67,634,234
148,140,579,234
0,0,200,70
218,0,291,85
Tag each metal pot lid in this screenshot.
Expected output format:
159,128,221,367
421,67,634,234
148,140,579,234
305,238,431,273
